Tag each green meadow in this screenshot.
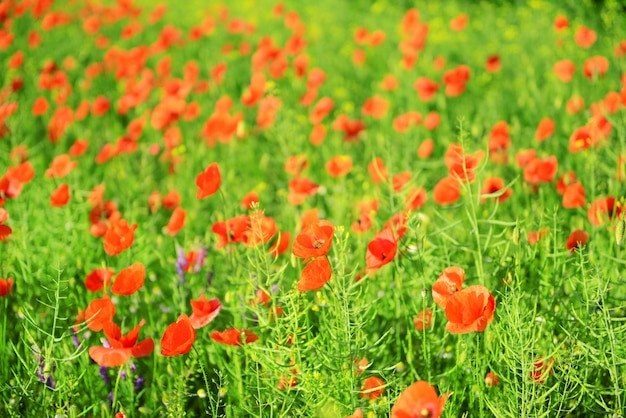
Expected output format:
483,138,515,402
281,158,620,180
0,0,625,417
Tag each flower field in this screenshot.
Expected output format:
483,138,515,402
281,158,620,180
1,0,626,416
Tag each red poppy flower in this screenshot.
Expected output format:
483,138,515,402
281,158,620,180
292,220,334,260
554,15,569,31
556,172,576,194
583,56,609,79
553,60,575,82
368,157,389,184
165,206,186,236
432,267,465,309
391,380,450,418
269,231,291,257
89,320,154,367
414,77,439,101
85,296,116,332
588,196,621,227
423,112,440,130
405,187,428,211
189,295,222,329
531,357,554,384
528,228,549,245
366,228,397,270
360,376,385,400
393,171,412,192
85,267,114,293
562,182,586,208
575,26,596,48
240,191,259,209
210,328,259,346
196,162,221,199
535,117,555,142
287,177,319,205
111,263,145,296
326,155,352,178
298,255,332,292
523,156,558,185
566,229,589,252
309,124,327,146
0,277,13,296
567,96,585,114
414,309,433,331
481,177,512,203
103,218,137,256
417,139,434,159
485,54,501,72
444,285,496,334
485,371,499,387
0,225,12,241
212,215,250,248
50,183,70,207
161,314,196,356
433,176,460,205
45,154,77,178
450,13,468,31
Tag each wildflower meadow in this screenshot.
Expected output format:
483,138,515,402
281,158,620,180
1,0,626,416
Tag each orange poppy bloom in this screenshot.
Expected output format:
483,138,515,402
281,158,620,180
405,187,428,211
0,277,13,296
212,215,250,248
445,143,483,182
85,296,116,332
368,157,389,184
556,172,576,194
392,171,412,192
50,183,70,207
32,97,49,116
89,320,154,367
69,139,89,157
444,285,496,334
414,308,433,331
366,228,397,270
103,218,137,256
326,155,352,177
535,117,555,141
523,156,558,184
287,177,319,205
442,65,470,96
587,196,621,227
583,56,608,79
432,266,465,309
298,255,332,292
361,96,389,119
309,124,327,146
554,15,569,31
161,190,181,210
165,206,186,236
417,139,434,159
414,77,439,101
566,229,589,252
360,376,385,400
292,220,334,260
111,263,145,296
0,208,8,223
485,54,501,72
240,191,260,209
161,314,196,356
85,267,114,293
481,177,512,203
566,96,585,114
528,228,549,245
210,328,259,346
391,380,450,418
45,154,77,178
284,155,309,177
309,97,334,124
433,176,460,205
562,182,586,208
531,357,554,384
553,59,575,82
331,115,366,142
269,231,291,257
574,26,596,48
450,13,468,31
485,371,500,387
381,74,399,91
189,295,222,329
196,162,221,199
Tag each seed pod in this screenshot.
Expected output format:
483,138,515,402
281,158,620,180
616,219,626,246
512,226,520,246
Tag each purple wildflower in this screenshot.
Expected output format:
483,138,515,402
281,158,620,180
133,376,145,393
99,366,110,385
